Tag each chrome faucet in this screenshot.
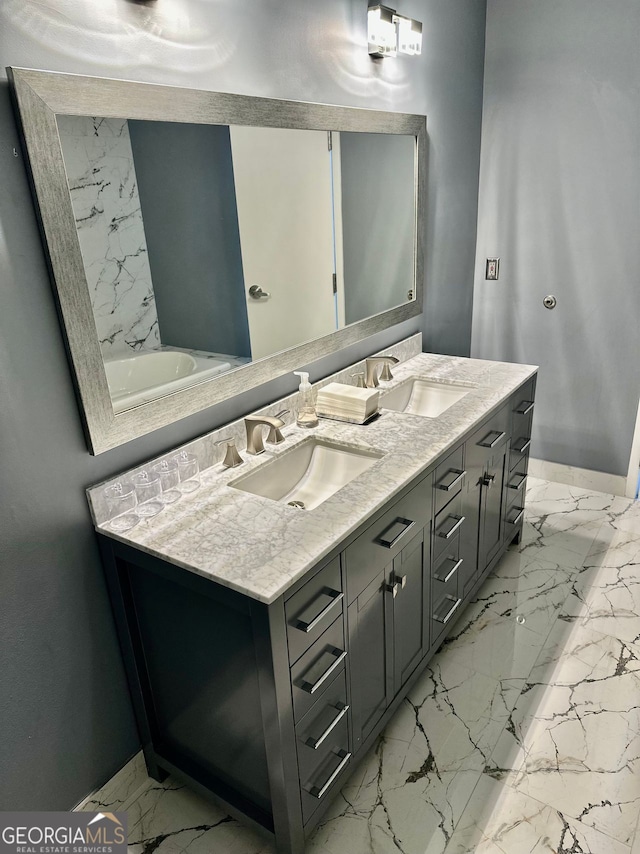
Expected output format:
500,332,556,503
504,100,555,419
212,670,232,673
365,355,399,388
244,411,288,455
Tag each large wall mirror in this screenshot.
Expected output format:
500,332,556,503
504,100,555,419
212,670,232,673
9,68,426,454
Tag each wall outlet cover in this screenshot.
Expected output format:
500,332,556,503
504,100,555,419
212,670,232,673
485,258,500,280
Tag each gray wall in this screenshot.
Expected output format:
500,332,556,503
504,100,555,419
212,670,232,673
422,1,487,356
472,0,640,476
129,121,252,358
341,132,415,325
0,0,486,810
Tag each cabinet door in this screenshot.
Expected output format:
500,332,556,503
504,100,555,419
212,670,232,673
459,452,482,601
460,405,510,598
348,569,393,752
392,528,428,694
479,447,508,573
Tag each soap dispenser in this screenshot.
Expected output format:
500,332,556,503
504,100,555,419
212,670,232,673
293,371,318,428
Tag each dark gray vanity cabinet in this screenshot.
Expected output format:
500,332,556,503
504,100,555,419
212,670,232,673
345,474,432,754
98,375,536,854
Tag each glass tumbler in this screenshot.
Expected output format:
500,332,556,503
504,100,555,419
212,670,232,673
152,460,181,504
104,482,139,532
131,471,164,517
174,450,200,493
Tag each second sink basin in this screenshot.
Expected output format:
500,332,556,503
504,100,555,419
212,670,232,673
381,377,473,418
230,437,383,511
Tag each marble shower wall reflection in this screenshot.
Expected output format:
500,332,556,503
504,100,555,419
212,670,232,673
57,115,160,358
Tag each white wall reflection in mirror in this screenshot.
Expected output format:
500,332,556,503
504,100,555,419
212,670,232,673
56,115,416,414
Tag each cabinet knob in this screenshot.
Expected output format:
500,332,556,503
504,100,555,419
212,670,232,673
481,474,495,489
385,581,400,598
385,574,407,597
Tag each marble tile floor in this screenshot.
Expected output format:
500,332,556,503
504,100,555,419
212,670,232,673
84,477,640,853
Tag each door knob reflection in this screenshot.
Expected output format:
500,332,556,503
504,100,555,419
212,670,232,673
248,285,271,300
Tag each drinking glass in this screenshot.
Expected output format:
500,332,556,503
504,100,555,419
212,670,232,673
152,460,181,504
104,482,139,532
174,450,200,493
131,471,164,517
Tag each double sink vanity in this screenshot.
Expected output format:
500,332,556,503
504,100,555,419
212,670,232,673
88,338,537,854
9,67,536,853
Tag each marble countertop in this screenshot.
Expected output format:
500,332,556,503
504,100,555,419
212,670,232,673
91,351,536,604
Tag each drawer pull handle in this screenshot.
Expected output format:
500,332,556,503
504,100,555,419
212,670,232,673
295,589,344,633
433,596,462,625
507,507,525,526
508,473,527,491
307,749,351,799
436,514,465,540
513,437,531,454
515,400,535,415
436,468,466,492
306,703,349,750
433,557,463,583
376,517,415,549
478,430,506,449
299,647,347,695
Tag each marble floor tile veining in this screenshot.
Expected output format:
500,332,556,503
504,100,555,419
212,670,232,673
84,477,640,853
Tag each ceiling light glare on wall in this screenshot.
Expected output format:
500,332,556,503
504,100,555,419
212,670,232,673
368,4,422,58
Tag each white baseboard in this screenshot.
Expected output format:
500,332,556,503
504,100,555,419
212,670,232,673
529,458,627,497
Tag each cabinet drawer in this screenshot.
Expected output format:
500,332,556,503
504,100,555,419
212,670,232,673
466,405,510,469
299,723,351,825
511,378,536,443
505,504,525,530
345,474,431,603
432,541,462,585
506,469,528,510
510,443,530,473
433,492,465,563
291,616,346,723
433,443,466,516
286,556,343,666
296,669,348,751
512,408,533,448
297,669,350,826
431,569,462,648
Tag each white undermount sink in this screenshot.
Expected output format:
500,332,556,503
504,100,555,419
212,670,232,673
381,377,473,418
230,437,384,511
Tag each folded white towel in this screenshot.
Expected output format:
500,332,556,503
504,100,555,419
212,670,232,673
317,382,379,419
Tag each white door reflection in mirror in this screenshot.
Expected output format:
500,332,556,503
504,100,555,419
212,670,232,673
230,126,338,360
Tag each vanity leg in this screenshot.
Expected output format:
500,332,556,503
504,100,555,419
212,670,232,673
145,756,169,784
